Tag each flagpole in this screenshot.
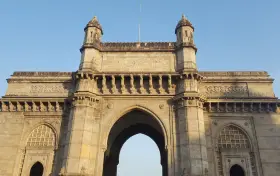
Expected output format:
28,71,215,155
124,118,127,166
138,1,141,43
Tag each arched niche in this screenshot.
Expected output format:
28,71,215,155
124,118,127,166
215,124,257,176
18,124,57,176
30,161,44,176
103,109,167,176
230,164,245,176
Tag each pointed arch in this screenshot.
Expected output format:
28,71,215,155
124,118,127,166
230,164,245,176
102,105,169,176
103,105,168,148
30,161,44,176
26,124,56,147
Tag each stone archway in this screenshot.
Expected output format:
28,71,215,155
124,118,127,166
30,162,44,176
103,109,167,176
230,164,245,176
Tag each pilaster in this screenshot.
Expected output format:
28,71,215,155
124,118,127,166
174,72,208,176
62,72,103,176
175,96,208,176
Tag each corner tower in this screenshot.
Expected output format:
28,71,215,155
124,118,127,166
79,16,103,71
175,15,197,72
61,16,103,175
174,15,209,176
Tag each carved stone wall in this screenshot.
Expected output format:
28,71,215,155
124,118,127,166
101,52,176,72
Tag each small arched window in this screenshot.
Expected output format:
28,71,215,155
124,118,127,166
30,162,44,176
230,164,245,176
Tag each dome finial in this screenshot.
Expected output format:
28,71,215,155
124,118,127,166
175,14,194,34
84,15,103,34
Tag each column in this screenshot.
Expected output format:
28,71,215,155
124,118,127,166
176,98,208,176
62,73,103,176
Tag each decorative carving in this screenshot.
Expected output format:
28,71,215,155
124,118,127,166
9,101,16,111
32,101,39,112
139,74,145,94
107,103,113,109
16,101,22,111
40,101,47,112
205,102,276,113
100,42,175,52
168,74,172,93
30,84,70,93
111,75,116,93
250,152,258,176
25,102,31,112
216,125,252,176
159,104,164,109
205,85,248,95
12,71,73,77
199,71,268,77
218,125,249,149
48,101,55,112
130,74,136,94
17,149,26,176
0,100,67,112
121,75,126,93
149,74,155,94
56,101,62,111
27,125,55,147
102,74,107,93
1,102,8,111
158,75,164,94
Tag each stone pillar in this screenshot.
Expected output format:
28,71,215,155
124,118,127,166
175,97,208,176
103,156,118,176
174,72,208,176
62,73,103,176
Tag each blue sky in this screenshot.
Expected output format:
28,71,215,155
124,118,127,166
0,0,280,175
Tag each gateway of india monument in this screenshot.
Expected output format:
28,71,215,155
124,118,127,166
0,15,279,176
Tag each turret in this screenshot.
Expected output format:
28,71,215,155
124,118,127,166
83,16,103,44
79,16,103,71
175,15,197,72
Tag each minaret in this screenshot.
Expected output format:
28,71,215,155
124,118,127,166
79,16,103,71
174,15,209,176
175,14,197,72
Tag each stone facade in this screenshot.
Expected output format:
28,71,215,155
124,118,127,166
0,15,279,176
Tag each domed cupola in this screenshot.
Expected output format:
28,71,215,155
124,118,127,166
84,16,103,34
83,16,103,44
175,14,194,34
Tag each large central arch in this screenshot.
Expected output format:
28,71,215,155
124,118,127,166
103,108,168,176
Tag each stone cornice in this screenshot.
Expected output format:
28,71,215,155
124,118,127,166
204,101,280,113
81,42,176,52
200,71,269,77
8,71,270,79
0,98,71,112
12,71,74,77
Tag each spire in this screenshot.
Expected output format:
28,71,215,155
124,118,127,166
175,14,194,34
84,16,103,34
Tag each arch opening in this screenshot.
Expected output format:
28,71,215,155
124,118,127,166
30,162,44,176
117,134,162,176
103,109,167,176
230,164,245,176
